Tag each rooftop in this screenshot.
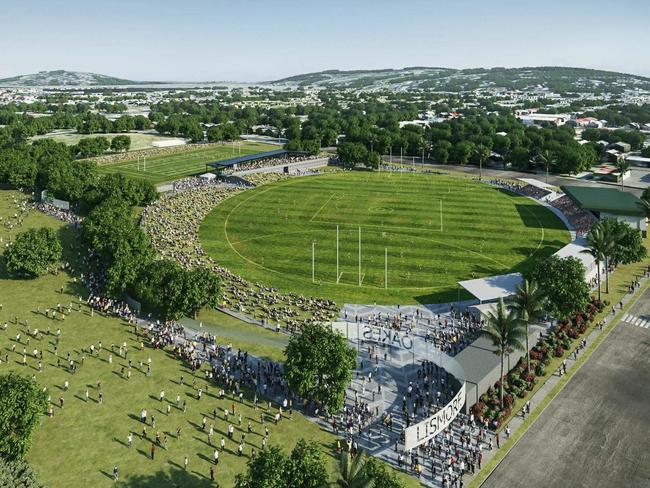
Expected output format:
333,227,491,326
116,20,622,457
562,185,646,217
206,149,308,169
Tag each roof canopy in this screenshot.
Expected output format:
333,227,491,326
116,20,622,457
458,272,523,303
562,185,645,217
206,149,308,169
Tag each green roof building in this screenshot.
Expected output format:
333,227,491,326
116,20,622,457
562,186,647,235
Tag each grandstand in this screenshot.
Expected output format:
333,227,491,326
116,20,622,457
561,186,647,236
206,149,309,174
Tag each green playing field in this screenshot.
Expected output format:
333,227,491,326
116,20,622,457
96,142,277,184
199,171,572,304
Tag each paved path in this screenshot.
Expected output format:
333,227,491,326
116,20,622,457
481,276,650,488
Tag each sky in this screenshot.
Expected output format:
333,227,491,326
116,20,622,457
2,0,650,82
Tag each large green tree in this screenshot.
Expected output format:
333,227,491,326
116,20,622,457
0,373,48,460
285,324,356,412
234,440,328,488
82,198,154,296
110,134,131,152
528,255,590,319
0,458,41,488
4,227,62,277
602,218,647,266
181,267,220,319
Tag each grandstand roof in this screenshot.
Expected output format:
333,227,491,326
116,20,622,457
561,186,646,217
458,272,523,303
206,149,307,169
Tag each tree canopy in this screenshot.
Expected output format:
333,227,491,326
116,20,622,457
285,324,356,411
527,255,591,319
3,227,62,277
234,440,328,488
0,373,48,460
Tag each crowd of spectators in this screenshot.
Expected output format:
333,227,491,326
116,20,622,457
550,195,598,235
140,183,339,329
231,154,321,174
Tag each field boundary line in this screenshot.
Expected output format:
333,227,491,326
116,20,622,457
310,192,336,222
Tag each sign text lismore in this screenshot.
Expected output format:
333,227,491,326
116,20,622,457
404,383,466,450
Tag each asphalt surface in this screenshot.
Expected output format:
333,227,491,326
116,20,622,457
481,286,650,488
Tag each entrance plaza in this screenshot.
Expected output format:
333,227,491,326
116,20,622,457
327,305,498,487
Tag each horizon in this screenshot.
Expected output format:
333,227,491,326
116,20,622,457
3,64,650,84
2,0,649,81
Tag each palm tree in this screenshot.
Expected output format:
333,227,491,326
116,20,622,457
511,280,546,375
482,298,527,408
616,156,631,190
537,149,555,184
334,451,372,488
581,224,606,301
600,220,622,294
475,144,490,181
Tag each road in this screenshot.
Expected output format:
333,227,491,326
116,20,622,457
386,158,649,196
481,285,650,488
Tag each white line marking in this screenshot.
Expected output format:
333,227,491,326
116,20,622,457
623,313,630,322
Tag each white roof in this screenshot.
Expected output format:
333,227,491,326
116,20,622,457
518,178,555,191
554,237,595,271
199,172,217,180
458,272,523,302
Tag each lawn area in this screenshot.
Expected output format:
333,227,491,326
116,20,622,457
199,171,571,304
96,142,277,184
30,130,183,152
0,190,420,488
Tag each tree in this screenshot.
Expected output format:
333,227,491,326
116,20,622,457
482,298,527,408
599,219,624,293
616,156,631,190
46,159,97,202
363,458,405,488
110,135,131,152
602,218,647,266
474,144,490,180
528,255,591,319
581,224,607,301
234,440,328,488
235,446,286,488
286,439,329,488
511,279,546,375
76,136,110,158
432,141,451,163
537,149,555,184
0,149,37,189
0,458,41,488
335,451,372,488
4,227,62,277
0,373,48,460
337,142,368,169
285,324,356,412
181,267,220,319
82,198,154,296
135,260,186,320
85,173,157,209
450,141,474,165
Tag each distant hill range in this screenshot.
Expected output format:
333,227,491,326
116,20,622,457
268,66,650,93
0,70,161,87
2,67,650,93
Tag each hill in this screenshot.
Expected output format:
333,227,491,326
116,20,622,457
0,70,160,87
269,66,650,93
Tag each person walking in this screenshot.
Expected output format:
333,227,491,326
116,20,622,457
184,455,188,470
150,443,156,460
113,465,118,481
127,432,132,448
